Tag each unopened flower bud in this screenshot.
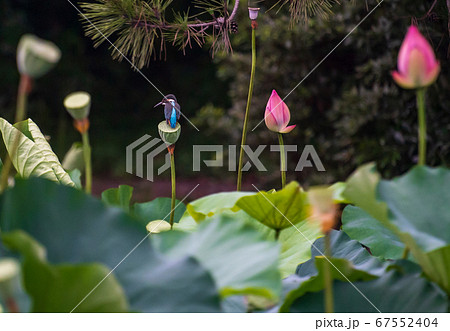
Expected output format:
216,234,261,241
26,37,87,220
308,187,337,234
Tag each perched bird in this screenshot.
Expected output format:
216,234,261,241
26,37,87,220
154,94,181,128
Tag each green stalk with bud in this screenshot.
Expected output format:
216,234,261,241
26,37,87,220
236,7,259,191
64,92,93,194
158,121,181,228
0,34,61,192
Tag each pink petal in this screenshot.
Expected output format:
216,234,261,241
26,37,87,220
267,90,283,113
279,124,296,133
267,90,290,128
392,71,416,89
424,62,440,86
265,107,281,132
398,25,439,77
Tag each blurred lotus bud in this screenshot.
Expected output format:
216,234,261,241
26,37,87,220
62,142,85,171
0,258,20,299
308,187,337,234
146,220,171,233
17,34,61,79
248,7,260,20
264,90,296,133
158,121,181,145
64,91,91,120
392,25,440,89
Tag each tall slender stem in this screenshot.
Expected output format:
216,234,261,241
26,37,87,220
416,89,426,165
401,247,410,259
274,228,281,240
237,25,257,191
278,133,286,189
324,232,334,313
0,74,31,192
81,131,92,194
169,151,176,228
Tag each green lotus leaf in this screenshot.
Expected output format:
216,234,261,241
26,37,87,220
134,197,186,224
342,205,405,260
101,185,133,212
0,118,74,186
378,166,450,252
284,264,447,313
153,214,282,299
2,231,128,312
236,181,310,231
186,191,254,222
0,178,221,312
280,231,447,312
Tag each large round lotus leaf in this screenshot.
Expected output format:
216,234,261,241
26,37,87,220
378,166,450,252
342,205,405,260
280,231,447,313
0,178,221,312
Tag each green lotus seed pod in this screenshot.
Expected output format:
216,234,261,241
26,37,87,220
146,220,171,233
64,92,91,120
17,34,61,79
158,121,181,145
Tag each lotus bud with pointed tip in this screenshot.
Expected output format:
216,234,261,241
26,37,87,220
264,90,296,134
392,25,440,89
17,34,61,79
64,91,91,120
158,121,181,145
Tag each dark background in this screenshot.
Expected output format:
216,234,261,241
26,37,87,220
1,0,449,199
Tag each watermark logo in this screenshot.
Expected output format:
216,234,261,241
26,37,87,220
127,134,325,182
126,134,170,182
193,145,325,172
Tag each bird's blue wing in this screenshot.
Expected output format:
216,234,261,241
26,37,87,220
169,102,177,128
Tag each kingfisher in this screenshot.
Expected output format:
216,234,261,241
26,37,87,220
154,94,181,128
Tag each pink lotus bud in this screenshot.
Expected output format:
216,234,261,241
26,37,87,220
392,25,440,89
264,90,296,133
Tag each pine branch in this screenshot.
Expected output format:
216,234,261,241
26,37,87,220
287,0,341,25
80,0,240,68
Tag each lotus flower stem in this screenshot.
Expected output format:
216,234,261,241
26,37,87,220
274,228,281,240
237,24,257,191
81,131,92,194
0,74,32,192
416,89,426,165
401,247,410,259
278,133,286,189
324,232,334,313
169,148,176,228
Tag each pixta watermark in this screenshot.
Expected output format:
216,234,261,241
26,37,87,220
126,135,325,182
